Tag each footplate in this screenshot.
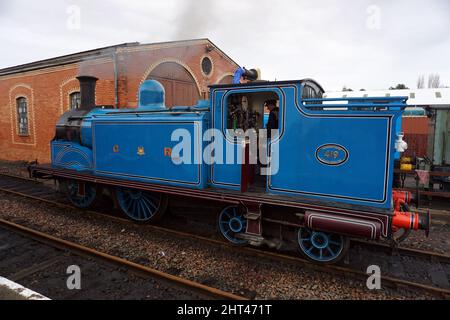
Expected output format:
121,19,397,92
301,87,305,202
243,202,262,236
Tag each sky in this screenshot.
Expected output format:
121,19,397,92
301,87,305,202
0,0,449,91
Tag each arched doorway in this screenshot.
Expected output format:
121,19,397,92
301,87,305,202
146,62,201,108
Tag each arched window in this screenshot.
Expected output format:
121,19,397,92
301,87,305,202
70,91,81,110
16,97,29,136
147,62,200,107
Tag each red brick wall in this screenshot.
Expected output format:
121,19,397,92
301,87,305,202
402,117,429,157
119,42,236,107
0,67,78,162
0,60,118,163
0,41,238,163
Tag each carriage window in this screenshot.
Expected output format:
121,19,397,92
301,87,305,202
16,97,29,136
70,92,81,110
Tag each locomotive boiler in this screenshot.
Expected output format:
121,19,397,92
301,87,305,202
30,72,431,264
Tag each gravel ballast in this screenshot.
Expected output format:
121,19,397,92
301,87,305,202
0,190,440,300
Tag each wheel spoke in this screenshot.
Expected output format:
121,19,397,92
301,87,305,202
139,200,149,219
218,206,247,245
301,232,311,240
326,246,335,256
145,193,160,203
138,201,144,219
125,197,133,210
138,202,145,219
134,200,141,219
67,181,95,209
117,188,165,222
141,199,152,218
131,201,138,218
298,228,346,263
131,200,138,218
142,195,157,210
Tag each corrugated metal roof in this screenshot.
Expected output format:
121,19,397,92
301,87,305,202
324,88,450,106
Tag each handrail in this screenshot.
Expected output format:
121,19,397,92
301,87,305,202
303,96,409,103
301,96,408,110
104,107,210,115
66,108,210,120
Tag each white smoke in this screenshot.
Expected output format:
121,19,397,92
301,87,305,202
173,0,216,40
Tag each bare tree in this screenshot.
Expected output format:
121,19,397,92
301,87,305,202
428,73,441,88
389,84,409,90
417,75,425,89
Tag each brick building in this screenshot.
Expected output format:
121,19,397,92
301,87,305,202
0,39,239,162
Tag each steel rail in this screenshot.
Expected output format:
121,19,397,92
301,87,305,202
0,218,246,301
352,239,450,264
1,172,448,262
0,171,39,182
0,173,449,298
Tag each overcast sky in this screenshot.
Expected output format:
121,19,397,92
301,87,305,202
0,0,449,91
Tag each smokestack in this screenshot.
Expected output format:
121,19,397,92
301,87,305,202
77,76,98,111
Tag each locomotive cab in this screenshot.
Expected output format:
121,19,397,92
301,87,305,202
224,91,280,190
217,80,325,192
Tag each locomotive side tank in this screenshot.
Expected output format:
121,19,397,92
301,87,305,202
53,78,210,189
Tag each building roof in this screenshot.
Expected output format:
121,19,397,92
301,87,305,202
0,38,239,77
324,88,450,107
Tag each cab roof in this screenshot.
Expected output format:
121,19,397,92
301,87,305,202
209,78,325,93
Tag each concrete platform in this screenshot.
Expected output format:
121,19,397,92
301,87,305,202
0,276,49,300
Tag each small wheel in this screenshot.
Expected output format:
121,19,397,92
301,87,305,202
297,227,349,264
115,187,167,223
64,179,98,209
218,206,248,245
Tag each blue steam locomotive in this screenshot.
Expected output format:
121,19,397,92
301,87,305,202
30,71,430,264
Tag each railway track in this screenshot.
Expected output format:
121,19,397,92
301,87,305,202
0,218,245,300
0,172,449,299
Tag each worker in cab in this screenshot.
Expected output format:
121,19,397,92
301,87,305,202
265,99,279,140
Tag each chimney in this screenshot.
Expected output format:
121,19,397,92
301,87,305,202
77,76,98,111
